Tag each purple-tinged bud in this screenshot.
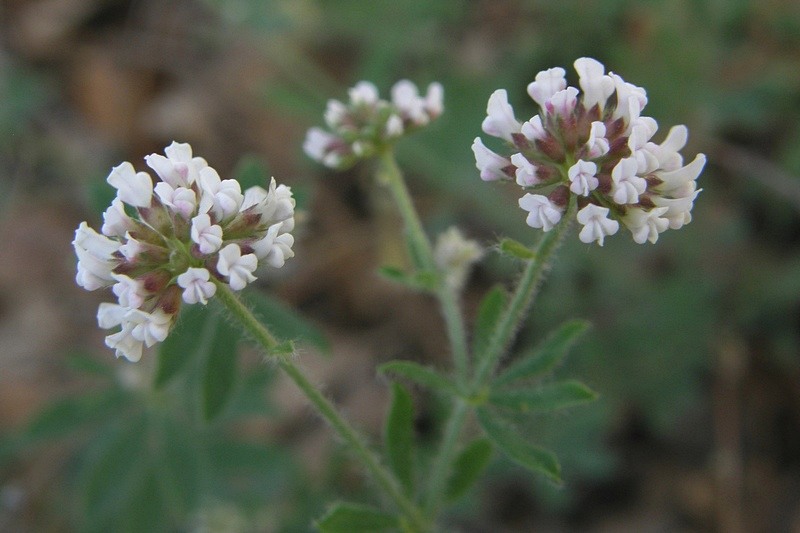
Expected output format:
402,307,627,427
157,285,183,316
141,269,171,293
536,135,565,162
549,185,571,207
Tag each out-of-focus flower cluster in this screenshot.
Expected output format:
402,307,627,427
434,227,483,291
304,80,443,169
473,57,706,245
73,142,295,361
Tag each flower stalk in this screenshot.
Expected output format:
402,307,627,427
212,279,429,531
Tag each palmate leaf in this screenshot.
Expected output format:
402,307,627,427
489,380,597,413
495,319,591,386
315,502,399,532
445,438,493,502
476,408,561,484
384,382,415,493
378,360,458,396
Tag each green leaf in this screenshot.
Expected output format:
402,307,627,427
489,380,597,413
377,266,440,292
385,382,414,493
155,304,211,388
378,361,458,396
495,319,590,386
473,285,507,358
445,438,493,502
202,318,240,421
81,416,150,527
476,408,561,484
499,238,537,260
243,291,329,353
315,502,399,532
24,390,128,444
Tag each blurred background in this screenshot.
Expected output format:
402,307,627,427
1,0,800,531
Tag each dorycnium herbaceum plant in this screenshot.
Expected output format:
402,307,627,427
72,58,705,532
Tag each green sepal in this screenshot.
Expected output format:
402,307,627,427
315,502,399,532
499,238,537,260
489,380,597,413
377,266,440,292
378,360,459,396
445,438,494,502
385,382,415,493
476,408,562,484
495,319,590,386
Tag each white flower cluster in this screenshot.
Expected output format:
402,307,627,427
73,142,295,361
473,57,706,245
304,80,444,169
433,227,484,290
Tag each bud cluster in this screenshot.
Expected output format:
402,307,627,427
304,80,444,169
73,142,295,361
473,57,706,245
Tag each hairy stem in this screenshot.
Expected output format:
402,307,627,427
377,150,470,383
212,280,428,530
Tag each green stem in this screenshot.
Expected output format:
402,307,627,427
472,198,576,388
377,150,471,383
212,280,428,530
423,399,470,516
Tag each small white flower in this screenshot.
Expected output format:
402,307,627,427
303,127,338,163
101,198,133,238
652,153,706,198
127,308,172,347
252,224,295,268
623,207,670,244
647,125,688,172
106,162,153,208
217,244,258,290
118,232,144,261
510,153,538,187
651,189,701,230
574,57,614,111
577,204,619,246
521,115,546,141
568,160,598,197
97,302,128,329
111,273,146,309
545,87,579,118
610,157,647,204
391,80,428,125
324,99,348,128
481,89,521,142
518,194,563,231
240,185,269,212
105,324,144,362
177,267,217,305
191,213,224,254
349,81,380,106
585,121,610,158
611,74,648,124
385,114,404,137
73,222,120,290
433,227,483,290
527,67,567,107
273,183,295,223
145,141,207,188
154,182,197,219
424,82,444,118
472,137,511,182
198,167,244,220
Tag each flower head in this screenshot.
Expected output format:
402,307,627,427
74,142,296,361
475,57,706,245
304,79,444,169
